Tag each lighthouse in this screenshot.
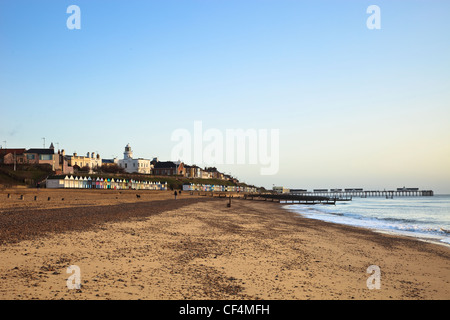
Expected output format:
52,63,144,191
124,143,133,160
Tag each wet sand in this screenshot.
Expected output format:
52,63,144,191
0,189,449,300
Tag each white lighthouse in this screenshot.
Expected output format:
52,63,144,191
124,143,133,160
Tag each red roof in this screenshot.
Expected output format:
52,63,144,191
0,148,26,156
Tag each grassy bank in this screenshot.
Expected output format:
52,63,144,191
0,165,52,188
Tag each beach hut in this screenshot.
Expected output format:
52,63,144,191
46,175,65,189
62,175,69,188
67,175,73,188
182,183,191,191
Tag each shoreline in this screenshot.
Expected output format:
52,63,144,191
283,206,450,250
0,190,449,300
281,197,450,250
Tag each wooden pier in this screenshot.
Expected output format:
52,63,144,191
291,189,434,198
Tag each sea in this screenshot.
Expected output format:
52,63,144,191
284,194,450,247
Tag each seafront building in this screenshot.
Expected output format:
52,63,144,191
152,160,185,176
4,143,73,174
273,186,290,194
184,164,202,178
118,144,152,174
1,142,247,188
66,151,102,172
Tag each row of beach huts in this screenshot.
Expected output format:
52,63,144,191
45,175,257,193
182,183,257,193
46,175,168,190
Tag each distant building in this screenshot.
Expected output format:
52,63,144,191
153,161,185,176
201,169,212,179
118,144,152,174
102,158,119,167
0,148,26,165
204,167,224,180
56,149,73,175
66,151,102,172
25,143,58,170
273,186,290,194
184,164,202,178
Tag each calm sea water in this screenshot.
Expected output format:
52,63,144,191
284,195,450,246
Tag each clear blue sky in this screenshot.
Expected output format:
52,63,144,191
1,1,449,192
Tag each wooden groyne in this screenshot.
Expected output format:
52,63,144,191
187,191,353,205
189,192,342,205
242,194,341,205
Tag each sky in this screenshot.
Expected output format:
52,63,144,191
1,0,449,193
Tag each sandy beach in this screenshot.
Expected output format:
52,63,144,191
0,188,449,300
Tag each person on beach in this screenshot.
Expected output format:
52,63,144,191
174,190,178,199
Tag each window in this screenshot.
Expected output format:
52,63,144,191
39,154,53,161
26,154,35,160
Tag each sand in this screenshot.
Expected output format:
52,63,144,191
0,188,449,300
